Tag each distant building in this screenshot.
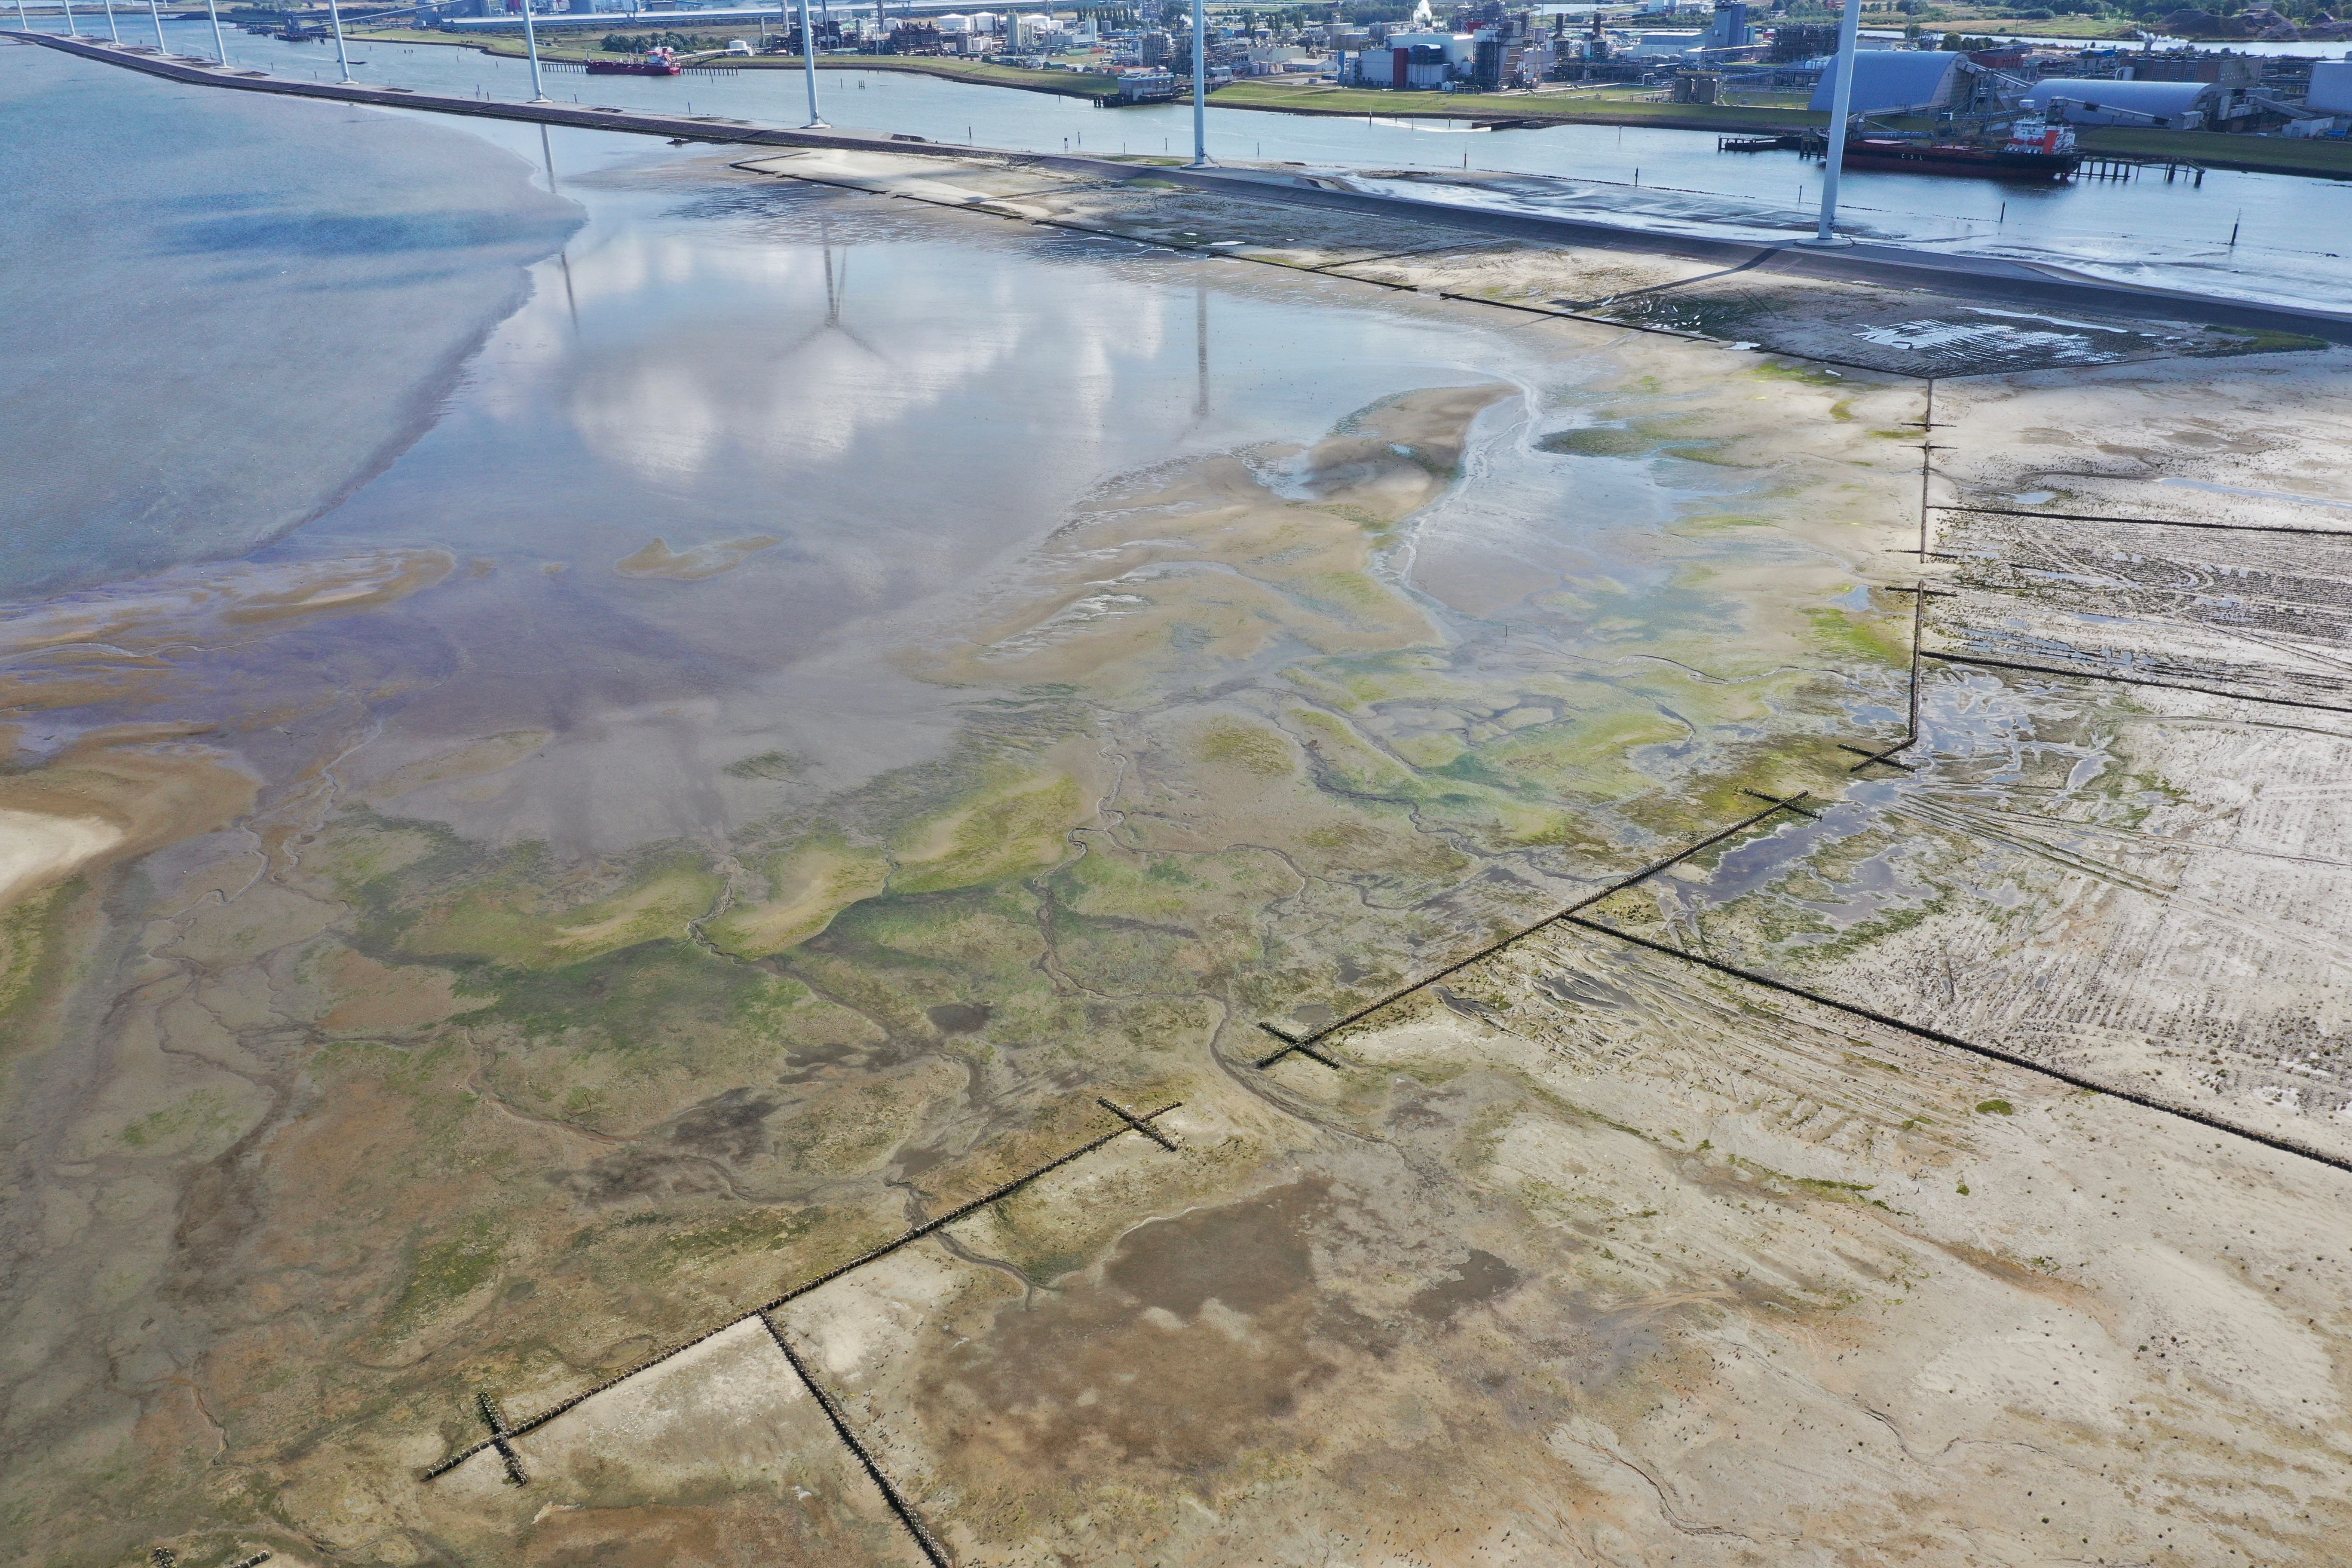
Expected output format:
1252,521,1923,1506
1623,30,1696,55
1116,65,1175,99
1768,21,1834,61
2126,51,2258,88
1671,68,1719,102
1338,28,1475,88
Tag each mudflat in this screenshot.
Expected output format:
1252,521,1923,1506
3,112,2349,1568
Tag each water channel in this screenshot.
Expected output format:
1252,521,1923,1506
57,16,2352,308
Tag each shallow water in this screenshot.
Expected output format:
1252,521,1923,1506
8,60,1896,870
0,43,581,596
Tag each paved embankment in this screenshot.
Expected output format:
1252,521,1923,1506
15,31,2352,345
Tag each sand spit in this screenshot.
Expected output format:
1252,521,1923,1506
359,730,553,802
0,730,257,914
616,536,784,580
0,808,122,910
0,548,455,658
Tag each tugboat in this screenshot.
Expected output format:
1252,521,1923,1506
1838,114,2083,181
588,45,683,75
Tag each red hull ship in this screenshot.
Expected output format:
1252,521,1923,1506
1838,117,2082,182
588,46,683,75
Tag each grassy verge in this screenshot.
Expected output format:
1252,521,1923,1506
1205,78,1825,134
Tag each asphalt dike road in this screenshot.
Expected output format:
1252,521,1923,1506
17,31,2352,346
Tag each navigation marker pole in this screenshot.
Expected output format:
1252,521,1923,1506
796,0,824,126
1801,0,1861,246
326,0,351,82
520,0,547,101
205,0,227,61
1187,0,1208,165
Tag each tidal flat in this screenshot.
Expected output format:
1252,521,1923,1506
4,57,2352,1568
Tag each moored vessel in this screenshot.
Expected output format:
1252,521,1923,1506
1837,115,2082,181
588,46,683,75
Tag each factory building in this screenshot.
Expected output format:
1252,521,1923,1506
2018,78,2216,129
1806,50,1965,115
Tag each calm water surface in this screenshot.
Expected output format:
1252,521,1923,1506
13,54,1781,859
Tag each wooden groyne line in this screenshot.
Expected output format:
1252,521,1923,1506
17,31,2352,349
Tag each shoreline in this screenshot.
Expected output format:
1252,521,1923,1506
346,26,2352,177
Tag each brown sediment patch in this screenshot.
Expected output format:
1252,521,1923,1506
614,536,782,581
219,550,453,625
923,1181,1332,1480
0,549,454,655
315,949,484,1033
0,657,172,718
360,729,552,801
1405,1246,1524,1323
0,728,257,913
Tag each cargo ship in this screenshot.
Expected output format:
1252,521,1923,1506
587,46,683,75
1838,116,2083,181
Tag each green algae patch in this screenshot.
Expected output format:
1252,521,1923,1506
723,747,808,781
383,1216,503,1335
116,1088,246,1158
469,937,796,1053
707,837,890,959
656,1204,828,1270
400,853,723,970
1481,709,1693,803
1538,426,1656,457
891,772,1090,895
1195,719,1295,778
0,878,82,1063
1803,603,1911,666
